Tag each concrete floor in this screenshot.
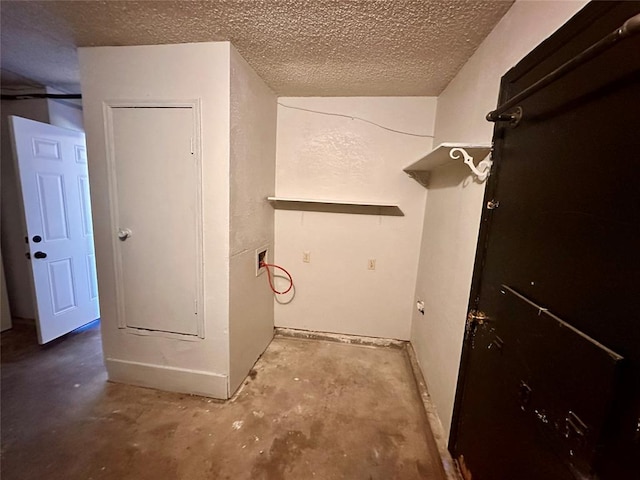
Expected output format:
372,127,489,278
1,321,446,480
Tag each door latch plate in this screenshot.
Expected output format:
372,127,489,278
467,309,490,325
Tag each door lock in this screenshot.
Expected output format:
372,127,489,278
467,309,490,326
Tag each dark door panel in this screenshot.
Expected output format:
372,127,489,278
452,2,640,479
497,286,622,476
458,285,623,479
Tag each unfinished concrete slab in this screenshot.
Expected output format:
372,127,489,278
1,322,445,479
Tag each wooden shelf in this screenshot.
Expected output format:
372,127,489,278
267,197,398,208
404,143,491,186
267,197,403,216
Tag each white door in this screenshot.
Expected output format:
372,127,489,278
9,116,100,344
107,105,202,337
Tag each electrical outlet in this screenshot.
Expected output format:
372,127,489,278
417,300,425,315
303,251,311,263
256,246,268,276
368,259,376,270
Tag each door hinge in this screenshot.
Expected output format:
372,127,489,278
190,137,194,155
467,309,490,326
487,199,500,210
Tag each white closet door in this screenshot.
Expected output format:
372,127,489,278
108,106,202,336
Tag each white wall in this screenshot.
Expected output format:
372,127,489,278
411,0,588,438
228,45,277,394
46,86,84,131
0,92,49,320
274,97,436,340
79,42,232,398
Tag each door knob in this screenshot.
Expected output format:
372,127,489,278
34,251,47,259
117,228,132,241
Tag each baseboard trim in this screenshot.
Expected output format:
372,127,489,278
405,343,463,480
274,327,406,349
105,358,228,399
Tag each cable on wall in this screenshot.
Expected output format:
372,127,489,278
260,261,294,296
277,102,435,138
272,274,296,305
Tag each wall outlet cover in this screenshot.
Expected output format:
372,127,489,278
256,246,269,276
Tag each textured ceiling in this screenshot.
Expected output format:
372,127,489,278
0,0,514,96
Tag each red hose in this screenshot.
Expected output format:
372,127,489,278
260,262,294,295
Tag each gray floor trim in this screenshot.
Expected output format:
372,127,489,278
405,343,463,480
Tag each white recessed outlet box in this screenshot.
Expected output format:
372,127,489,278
256,246,268,276
303,251,310,263
368,259,376,270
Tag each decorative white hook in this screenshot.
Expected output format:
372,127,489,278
449,147,492,181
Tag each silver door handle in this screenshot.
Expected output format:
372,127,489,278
117,228,132,241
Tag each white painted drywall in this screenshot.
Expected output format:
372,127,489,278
46,87,84,131
411,0,589,438
274,97,436,340
0,92,49,320
79,42,232,398
228,45,277,394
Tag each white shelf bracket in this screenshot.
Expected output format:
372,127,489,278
449,147,492,181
